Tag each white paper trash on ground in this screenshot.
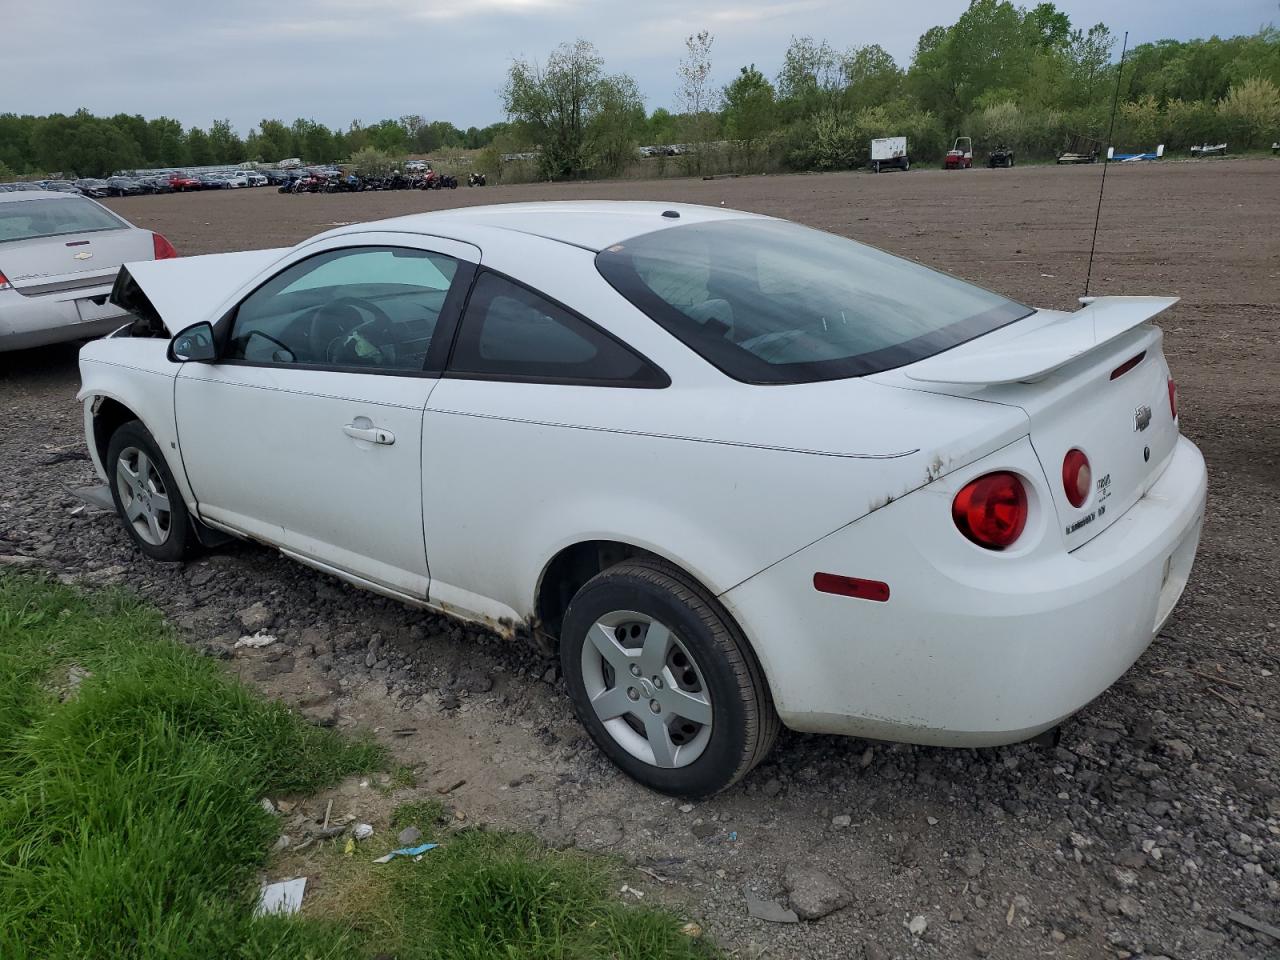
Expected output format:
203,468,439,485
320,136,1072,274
235,632,278,649
255,877,306,916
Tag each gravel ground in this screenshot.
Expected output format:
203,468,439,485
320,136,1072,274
1,159,1277,959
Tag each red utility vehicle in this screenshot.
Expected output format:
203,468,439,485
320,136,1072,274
943,137,973,169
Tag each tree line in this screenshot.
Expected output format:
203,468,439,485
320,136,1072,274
499,4,1279,180
2,0,1277,181
0,112,508,180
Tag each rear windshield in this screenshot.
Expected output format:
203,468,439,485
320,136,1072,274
595,218,1032,383
0,198,124,243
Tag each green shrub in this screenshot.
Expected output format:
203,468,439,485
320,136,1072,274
1218,77,1280,148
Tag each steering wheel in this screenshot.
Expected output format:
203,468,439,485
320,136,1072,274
306,296,393,363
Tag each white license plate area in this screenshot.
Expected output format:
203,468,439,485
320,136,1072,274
1154,518,1200,630
76,295,121,323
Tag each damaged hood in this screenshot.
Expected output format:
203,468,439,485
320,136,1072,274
110,248,288,334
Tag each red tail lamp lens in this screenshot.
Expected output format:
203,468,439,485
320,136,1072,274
953,472,1028,550
152,232,178,260
0,270,10,291
1062,448,1092,508
1167,377,1177,421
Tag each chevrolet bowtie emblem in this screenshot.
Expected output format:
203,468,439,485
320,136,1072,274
73,251,93,260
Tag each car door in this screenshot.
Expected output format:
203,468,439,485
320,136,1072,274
422,269,669,622
174,234,478,599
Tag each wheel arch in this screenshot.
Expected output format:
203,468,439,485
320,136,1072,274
79,383,198,514
532,540,774,697
87,395,142,474
535,539,661,642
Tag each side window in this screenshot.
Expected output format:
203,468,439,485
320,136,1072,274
449,272,664,386
226,246,458,371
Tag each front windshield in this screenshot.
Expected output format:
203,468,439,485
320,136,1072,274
595,218,1032,383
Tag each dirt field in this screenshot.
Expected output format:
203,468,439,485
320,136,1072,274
2,159,1278,959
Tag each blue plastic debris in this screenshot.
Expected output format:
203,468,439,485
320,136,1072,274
372,842,439,864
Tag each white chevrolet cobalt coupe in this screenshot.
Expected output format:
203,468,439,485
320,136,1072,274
78,202,1206,796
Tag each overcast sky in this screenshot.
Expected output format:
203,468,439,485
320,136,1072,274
6,1,1276,133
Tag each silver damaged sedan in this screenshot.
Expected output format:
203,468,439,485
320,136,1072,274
0,190,177,351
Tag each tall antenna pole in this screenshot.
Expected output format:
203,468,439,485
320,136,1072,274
1084,30,1129,300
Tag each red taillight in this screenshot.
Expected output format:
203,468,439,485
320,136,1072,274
1062,448,1091,508
952,472,1028,550
813,572,891,603
1167,377,1177,421
152,232,178,260
0,270,10,291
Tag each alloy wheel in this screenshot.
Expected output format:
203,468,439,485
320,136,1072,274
115,446,172,546
579,610,713,768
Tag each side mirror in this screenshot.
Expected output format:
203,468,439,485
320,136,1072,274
168,321,217,363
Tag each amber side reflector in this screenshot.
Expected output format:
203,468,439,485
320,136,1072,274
1110,351,1146,380
813,573,890,602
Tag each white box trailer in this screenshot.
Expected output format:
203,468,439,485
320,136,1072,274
870,136,910,173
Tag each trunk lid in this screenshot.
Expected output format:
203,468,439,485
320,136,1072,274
3,229,154,294
873,297,1181,550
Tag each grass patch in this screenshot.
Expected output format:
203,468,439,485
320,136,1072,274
391,797,447,836
377,763,419,794
0,575,715,959
307,830,714,960
0,575,382,959
400,831,713,960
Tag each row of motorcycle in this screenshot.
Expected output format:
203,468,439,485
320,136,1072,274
280,171,487,194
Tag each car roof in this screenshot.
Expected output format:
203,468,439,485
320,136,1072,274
0,190,81,204
329,201,770,252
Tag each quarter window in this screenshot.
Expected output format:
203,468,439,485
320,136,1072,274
227,246,458,371
448,272,665,386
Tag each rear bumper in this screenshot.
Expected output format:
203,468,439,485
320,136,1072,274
722,435,1207,746
0,287,128,351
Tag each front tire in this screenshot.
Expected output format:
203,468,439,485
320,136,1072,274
106,421,198,562
561,559,779,797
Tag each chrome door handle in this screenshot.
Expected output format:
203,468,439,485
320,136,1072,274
343,422,395,445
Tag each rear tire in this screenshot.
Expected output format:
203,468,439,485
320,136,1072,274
560,558,779,797
106,421,199,562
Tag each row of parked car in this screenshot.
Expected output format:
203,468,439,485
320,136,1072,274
0,170,277,198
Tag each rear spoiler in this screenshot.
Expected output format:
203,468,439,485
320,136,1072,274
904,296,1179,385
109,247,287,335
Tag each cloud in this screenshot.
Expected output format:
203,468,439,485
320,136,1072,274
704,1,833,25
309,0,581,22
5,0,1273,133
